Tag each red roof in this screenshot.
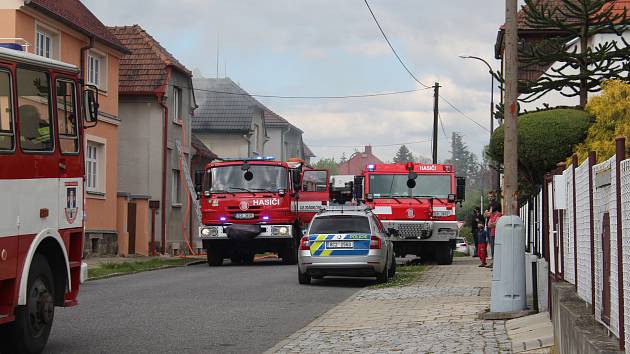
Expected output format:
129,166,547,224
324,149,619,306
27,0,127,53
337,146,384,176
109,25,191,94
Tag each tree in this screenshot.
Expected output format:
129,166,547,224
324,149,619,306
339,152,348,165
520,0,630,107
312,157,338,175
487,108,592,201
443,132,481,189
393,145,414,163
573,79,630,162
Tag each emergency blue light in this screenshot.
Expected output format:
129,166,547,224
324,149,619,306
367,164,375,171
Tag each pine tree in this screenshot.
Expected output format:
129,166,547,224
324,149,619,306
393,145,414,163
444,132,481,189
520,0,630,107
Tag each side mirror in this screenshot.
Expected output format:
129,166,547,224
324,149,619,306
353,176,364,201
291,169,302,192
456,177,466,203
194,170,204,193
83,88,99,127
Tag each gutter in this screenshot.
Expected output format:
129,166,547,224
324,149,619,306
80,36,95,83
158,68,172,254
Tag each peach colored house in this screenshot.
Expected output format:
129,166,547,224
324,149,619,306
0,0,128,256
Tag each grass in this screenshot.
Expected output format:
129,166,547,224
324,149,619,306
88,258,194,279
368,264,426,289
454,251,469,257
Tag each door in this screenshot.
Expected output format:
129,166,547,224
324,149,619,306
601,212,611,324
296,169,330,226
128,202,137,255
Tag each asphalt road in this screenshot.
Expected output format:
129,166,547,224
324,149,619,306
46,260,370,354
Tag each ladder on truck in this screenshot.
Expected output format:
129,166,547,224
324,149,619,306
176,139,202,255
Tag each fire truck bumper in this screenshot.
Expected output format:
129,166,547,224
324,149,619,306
381,220,458,241
199,224,294,240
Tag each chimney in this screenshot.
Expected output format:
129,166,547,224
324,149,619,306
365,145,372,155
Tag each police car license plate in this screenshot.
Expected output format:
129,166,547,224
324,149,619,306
233,213,255,220
327,241,353,249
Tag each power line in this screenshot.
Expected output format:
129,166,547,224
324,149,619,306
363,0,490,133
307,139,432,148
363,0,431,89
438,112,448,140
181,84,431,100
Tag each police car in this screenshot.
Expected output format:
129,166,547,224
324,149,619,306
297,206,396,284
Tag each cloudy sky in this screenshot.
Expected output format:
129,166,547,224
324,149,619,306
84,0,511,163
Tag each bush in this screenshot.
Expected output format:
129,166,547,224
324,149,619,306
488,108,592,201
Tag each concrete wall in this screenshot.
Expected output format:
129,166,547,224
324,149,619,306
196,133,249,158
552,281,623,354
265,126,303,161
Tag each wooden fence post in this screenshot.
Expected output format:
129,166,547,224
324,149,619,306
588,150,597,313
572,153,579,292
615,137,625,350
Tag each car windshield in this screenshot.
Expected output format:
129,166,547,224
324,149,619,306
209,165,288,192
309,215,371,234
368,174,452,198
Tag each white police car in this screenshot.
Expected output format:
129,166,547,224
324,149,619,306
297,206,396,284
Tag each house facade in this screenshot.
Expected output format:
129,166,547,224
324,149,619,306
0,0,127,256
193,78,268,158
337,145,383,175
110,25,196,255
264,109,305,161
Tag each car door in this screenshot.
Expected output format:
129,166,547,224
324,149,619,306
296,169,329,226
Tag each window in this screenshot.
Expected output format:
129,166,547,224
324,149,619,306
87,51,107,89
302,170,328,192
35,25,59,59
86,142,99,192
17,68,53,152
0,70,14,151
172,170,181,205
309,215,371,234
56,80,79,153
173,86,182,123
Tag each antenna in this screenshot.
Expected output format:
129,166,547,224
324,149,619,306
216,32,220,79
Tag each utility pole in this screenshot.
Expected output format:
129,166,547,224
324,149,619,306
504,0,518,216
432,82,440,164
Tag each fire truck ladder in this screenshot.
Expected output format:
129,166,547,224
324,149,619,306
176,139,202,255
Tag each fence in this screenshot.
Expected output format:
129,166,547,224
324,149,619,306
520,137,629,352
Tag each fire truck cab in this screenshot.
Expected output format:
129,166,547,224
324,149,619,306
0,46,98,353
196,157,329,266
354,162,465,265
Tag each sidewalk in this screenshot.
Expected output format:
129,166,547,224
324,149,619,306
266,257,511,354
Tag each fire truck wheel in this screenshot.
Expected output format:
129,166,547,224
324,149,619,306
436,245,454,265
9,253,55,354
207,248,223,266
230,255,243,264
242,253,255,265
298,269,311,285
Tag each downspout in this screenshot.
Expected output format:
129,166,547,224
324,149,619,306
80,37,95,83
158,69,172,254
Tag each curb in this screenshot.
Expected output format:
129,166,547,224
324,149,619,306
87,260,201,281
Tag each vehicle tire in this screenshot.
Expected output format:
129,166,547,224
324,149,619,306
282,242,298,265
312,275,324,280
5,253,55,354
207,248,223,266
376,265,389,284
388,252,397,278
298,269,311,285
436,245,454,265
230,255,242,265
242,253,255,265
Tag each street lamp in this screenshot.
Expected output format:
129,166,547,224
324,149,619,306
459,55,497,135
459,54,500,193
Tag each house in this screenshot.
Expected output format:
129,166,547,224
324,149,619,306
0,0,128,257
192,77,268,158
109,25,197,256
303,144,316,165
264,108,306,161
337,145,384,175
494,0,630,107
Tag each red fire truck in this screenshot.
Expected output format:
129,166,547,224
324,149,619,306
353,162,465,265
0,46,98,353
195,157,329,266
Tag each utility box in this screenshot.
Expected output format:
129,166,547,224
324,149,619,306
491,215,527,312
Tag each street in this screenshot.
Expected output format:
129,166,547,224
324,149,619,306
46,261,368,354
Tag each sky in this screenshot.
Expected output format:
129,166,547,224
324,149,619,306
83,0,510,163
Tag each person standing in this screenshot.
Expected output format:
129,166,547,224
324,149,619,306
476,222,488,267
469,207,484,257
487,205,502,263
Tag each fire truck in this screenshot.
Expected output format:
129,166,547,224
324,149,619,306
353,162,465,265
195,157,329,266
0,46,98,352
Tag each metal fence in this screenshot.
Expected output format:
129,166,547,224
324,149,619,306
520,137,629,352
